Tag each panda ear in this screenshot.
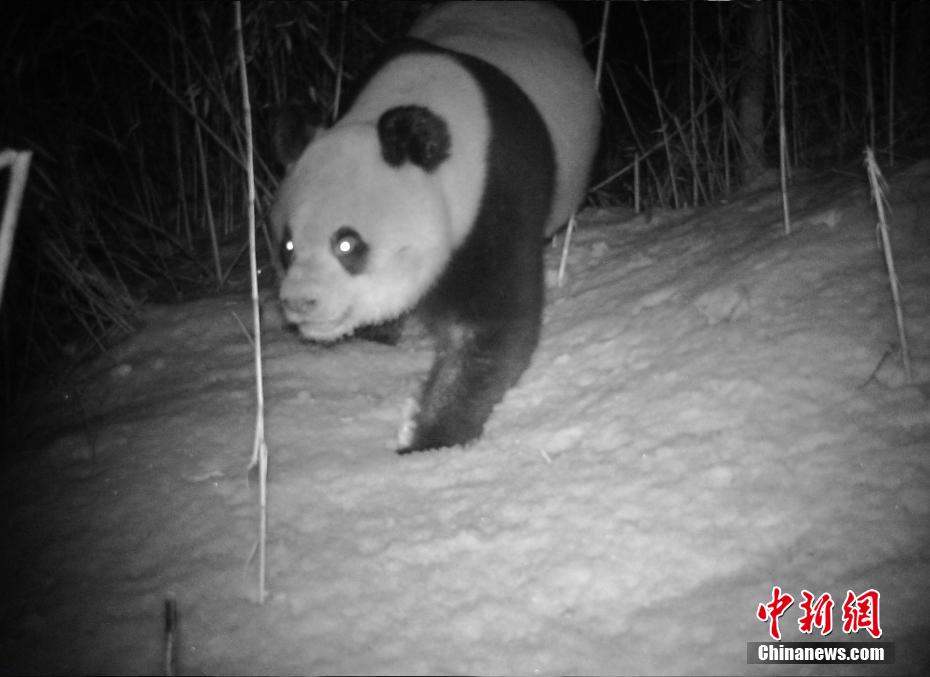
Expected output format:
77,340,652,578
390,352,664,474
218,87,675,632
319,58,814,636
377,105,451,172
272,102,322,170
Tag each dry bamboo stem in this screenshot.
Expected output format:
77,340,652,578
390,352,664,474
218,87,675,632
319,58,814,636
689,1,698,206
557,213,576,288
181,37,223,283
777,1,791,236
594,0,610,96
332,1,348,120
0,150,34,309
861,0,876,150
235,1,269,604
864,148,911,383
887,2,895,166
634,153,641,214
638,5,680,209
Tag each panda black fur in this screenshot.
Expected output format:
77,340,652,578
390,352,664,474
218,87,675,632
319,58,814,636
271,1,600,453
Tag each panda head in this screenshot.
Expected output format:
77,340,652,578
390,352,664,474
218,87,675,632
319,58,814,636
271,105,454,342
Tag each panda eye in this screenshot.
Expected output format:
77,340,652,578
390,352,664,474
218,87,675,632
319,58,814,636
331,226,369,275
280,225,295,270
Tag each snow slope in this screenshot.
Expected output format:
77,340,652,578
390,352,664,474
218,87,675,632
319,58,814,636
2,160,929,675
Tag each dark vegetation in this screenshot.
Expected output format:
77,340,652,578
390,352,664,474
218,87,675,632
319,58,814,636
1,1,927,449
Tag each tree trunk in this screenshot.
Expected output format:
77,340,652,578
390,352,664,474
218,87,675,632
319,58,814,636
904,1,929,113
738,1,769,185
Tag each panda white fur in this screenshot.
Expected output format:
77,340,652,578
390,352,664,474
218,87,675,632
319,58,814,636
271,1,600,453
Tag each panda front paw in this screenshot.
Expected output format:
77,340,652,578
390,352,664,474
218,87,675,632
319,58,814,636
395,397,460,454
396,397,420,454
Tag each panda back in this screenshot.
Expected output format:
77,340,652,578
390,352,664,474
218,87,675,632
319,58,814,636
410,1,600,236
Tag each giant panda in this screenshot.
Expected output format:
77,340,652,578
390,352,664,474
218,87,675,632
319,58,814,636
271,1,600,453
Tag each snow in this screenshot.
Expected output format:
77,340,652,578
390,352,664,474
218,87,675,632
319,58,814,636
3,161,929,675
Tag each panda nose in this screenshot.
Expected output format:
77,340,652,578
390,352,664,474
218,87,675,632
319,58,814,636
282,297,317,315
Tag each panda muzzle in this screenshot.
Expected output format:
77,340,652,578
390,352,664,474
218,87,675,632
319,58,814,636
281,296,317,316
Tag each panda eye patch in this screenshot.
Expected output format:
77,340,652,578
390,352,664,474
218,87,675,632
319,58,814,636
331,226,369,275
280,225,295,270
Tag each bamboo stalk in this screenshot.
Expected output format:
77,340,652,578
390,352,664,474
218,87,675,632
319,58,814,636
887,2,896,166
116,33,276,201
604,65,663,196
714,4,731,194
864,148,911,383
789,49,798,170
184,53,223,283
0,150,33,309
235,1,269,605
168,10,193,250
664,106,709,206
689,0,698,206
637,4,680,209
594,0,611,97
557,213,576,288
634,153,641,214
836,9,848,159
332,1,349,120
861,0,876,150
777,1,791,236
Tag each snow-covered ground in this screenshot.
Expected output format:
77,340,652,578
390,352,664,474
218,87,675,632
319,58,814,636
2,160,929,675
